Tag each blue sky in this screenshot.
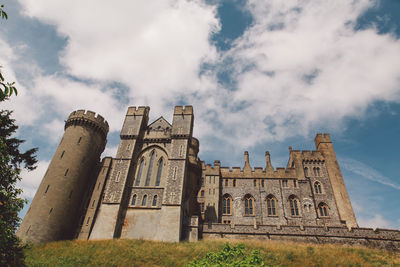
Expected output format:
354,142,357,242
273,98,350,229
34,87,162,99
1,0,400,229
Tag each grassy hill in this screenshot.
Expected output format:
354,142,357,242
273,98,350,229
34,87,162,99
24,239,400,267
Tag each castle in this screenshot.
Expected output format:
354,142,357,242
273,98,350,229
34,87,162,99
17,106,400,249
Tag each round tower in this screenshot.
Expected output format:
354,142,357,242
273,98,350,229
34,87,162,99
17,110,109,243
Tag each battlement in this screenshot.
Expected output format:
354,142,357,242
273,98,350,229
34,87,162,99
66,110,109,137
315,133,332,148
174,105,193,115
126,106,150,116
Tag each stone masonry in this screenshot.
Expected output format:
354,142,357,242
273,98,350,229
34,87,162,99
17,106,400,250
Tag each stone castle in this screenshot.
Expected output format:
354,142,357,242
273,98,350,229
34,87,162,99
17,106,400,249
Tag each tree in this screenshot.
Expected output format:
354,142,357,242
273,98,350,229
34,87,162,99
0,4,18,101
0,4,37,266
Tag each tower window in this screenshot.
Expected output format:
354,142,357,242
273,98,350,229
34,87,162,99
131,194,137,206
97,182,101,190
304,167,309,177
223,194,232,215
86,217,90,225
155,158,163,186
225,179,228,186
266,195,277,216
77,137,82,144
289,195,300,216
91,200,95,208
135,158,144,186
261,179,264,187
253,179,257,187
64,169,69,176
293,180,297,188
49,208,53,214
244,195,254,215
318,203,329,217
115,171,121,182
152,195,158,206
44,185,50,194
142,195,147,206
173,167,178,180
233,179,236,187
314,181,322,194
145,150,155,186
200,190,204,197
282,179,288,187
60,150,65,159
69,191,73,199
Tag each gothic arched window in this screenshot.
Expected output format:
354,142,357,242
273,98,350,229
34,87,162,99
289,195,300,216
155,157,163,186
131,194,137,206
318,202,329,217
244,194,254,215
304,167,309,177
223,194,232,215
316,167,321,177
313,167,317,176
145,150,155,186
135,158,145,186
141,195,147,206
152,195,158,206
266,195,277,216
314,181,322,194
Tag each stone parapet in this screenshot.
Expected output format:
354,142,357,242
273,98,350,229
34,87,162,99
66,110,109,138
201,223,400,250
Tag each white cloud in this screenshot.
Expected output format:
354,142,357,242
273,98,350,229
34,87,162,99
340,157,400,190
358,214,392,229
102,145,119,158
15,0,400,150
17,160,49,199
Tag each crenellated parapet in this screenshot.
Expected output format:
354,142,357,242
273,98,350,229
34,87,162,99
65,110,109,138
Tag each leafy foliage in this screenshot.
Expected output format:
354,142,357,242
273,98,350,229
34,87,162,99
0,5,18,101
187,243,267,267
0,110,37,266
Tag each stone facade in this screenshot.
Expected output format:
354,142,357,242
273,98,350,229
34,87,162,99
17,106,400,250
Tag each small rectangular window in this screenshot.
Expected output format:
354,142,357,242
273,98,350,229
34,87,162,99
97,182,101,190
261,179,265,187
293,180,297,188
233,179,236,187
225,179,228,186
64,169,69,176
44,185,50,194
253,179,257,187
115,171,121,182
213,176,215,184
86,217,90,225
77,137,82,144
68,191,73,199
282,179,288,187
91,200,95,208
209,176,211,183
60,150,65,159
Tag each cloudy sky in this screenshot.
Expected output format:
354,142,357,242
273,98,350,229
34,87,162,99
1,0,400,229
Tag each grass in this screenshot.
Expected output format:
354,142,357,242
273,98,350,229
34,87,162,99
24,239,400,267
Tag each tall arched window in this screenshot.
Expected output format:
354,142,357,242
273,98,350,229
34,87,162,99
314,181,322,194
131,194,137,206
289,195,300,216
304,167,309,177
145,150,155,186
200,190,204,197
141,195,147,206
135,158,144,186
244,194,254,215
152,195,158,206
316,167,321,177
313,167,317,176
318,202,329,217
266,195,277,216
223,194,232,215
155,157,163,186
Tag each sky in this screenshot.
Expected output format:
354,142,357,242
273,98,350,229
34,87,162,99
1,0,400,230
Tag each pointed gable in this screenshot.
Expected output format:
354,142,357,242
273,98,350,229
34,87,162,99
148,116,172,131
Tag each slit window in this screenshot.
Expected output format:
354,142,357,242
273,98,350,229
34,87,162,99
44,185,50,194
115,171,121,182
68,191,73,199
131,194,137,206
64,169,69,177
152,195,158,206
77,137,82,144
233,179,236,187
142,195,147,206
60,150,65,159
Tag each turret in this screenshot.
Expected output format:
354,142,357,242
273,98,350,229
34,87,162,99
17,110,108,243
315,133,358,228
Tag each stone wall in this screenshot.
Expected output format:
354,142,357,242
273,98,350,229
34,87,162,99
201,223,400,250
